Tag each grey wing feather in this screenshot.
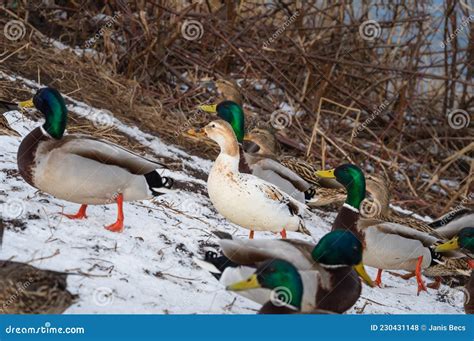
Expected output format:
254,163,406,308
219,239,315,270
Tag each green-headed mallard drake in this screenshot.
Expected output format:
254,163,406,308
192,101,314,204
363,176,472,286
16,87,174,232
435,227,474,314
316,164,444,294
197,230,372,314
243,128,346,206
194,120,310,239
0,260,77,314
435,227,474,257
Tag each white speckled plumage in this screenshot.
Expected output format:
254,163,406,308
205,120,309,235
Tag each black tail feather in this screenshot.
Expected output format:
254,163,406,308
204,251,238,279
212,230,233,240
144,171,174,196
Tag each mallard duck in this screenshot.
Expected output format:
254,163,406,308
194,101,313,204
435,227,474,256
364,175,452,234
197,230,373,313
0,260,77,314
0,100,20,136
429,208,474,237
195,120,310,239
214,79,243,106
364,176,472,286
243,128,346,206
435,227,474,314
316,164,445,294
16,87,174,232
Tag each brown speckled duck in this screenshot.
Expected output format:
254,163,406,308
0,260,76,314
243,128,346,206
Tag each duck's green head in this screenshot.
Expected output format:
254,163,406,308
435,227,474,254
312,230,374,286
199,101,245,143
316,164,366,210
227,259,303,309
19,87,67,139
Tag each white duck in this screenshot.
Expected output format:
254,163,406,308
198,120,310,239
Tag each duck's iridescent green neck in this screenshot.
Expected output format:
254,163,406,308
285,280,303,309
311,230,363,266
345,174,366,210
259,261,303,309
217,103,245,143
40,92,68,139
459,228,474,253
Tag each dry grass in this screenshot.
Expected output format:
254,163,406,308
0,1,472,216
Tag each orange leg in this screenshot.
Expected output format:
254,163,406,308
105,194,124,233
280,229,287,239
60,204,88,219
249,230,254,239
374,269,383,287
468,259,474,269
415,256,427,295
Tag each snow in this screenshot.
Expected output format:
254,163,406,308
0,75,466,314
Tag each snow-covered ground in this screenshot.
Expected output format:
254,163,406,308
0,74,466,314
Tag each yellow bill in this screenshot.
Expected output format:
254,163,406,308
315,169,335,178
354,262,375,287
226,274,260,291
435,237,459,252
185,128,207,138
18,99,34,108
198,104,218,113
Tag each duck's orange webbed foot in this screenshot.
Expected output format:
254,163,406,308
60,204,88,219
104,194,124,233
